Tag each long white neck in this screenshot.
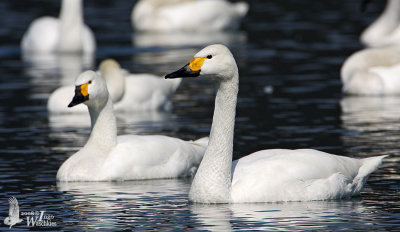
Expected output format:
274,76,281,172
189,71,239,203
86,96,117,154
58,0,84,52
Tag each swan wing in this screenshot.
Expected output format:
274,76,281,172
231,149,369,202
102,135,205,180
21,17,59,53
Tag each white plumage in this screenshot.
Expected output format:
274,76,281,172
48,59,181,114
21,0,95,54
361,0,400,48
341,46,400,95
131,0,248,32
165,44,386,203
57,70,207,181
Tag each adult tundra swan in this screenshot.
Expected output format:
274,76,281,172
48,59,181,113
57,70,208,181
361,0,400,47
21,0,95,53
165,44,386,203
131,0,249,32
341,45,400,95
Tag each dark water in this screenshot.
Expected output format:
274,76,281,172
1,0,399,231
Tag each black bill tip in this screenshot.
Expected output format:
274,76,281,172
165,64,200,79
68,86,89,107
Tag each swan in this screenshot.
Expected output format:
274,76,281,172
131,0,249,32
21,0,95,53
341,45,400,95
361,0,400,48
48,59,182,113
48,59,125,114
165,44,386,203
57,70,208,181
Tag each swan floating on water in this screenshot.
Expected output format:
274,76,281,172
165,44,386,203
21,0,95,54
57,70,208,181
48,59,181,113
131,0,249,32
341,45,400,95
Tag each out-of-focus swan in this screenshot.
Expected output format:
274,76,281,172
341,45,400,95
166,44,386,203
361,0,400,48
131,0,248,32
21,0,95,54
57,70,208,181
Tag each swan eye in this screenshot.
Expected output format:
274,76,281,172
88,81,92,84
207,55,212,59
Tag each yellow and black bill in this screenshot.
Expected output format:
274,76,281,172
68,83,90,107
165,57,206,79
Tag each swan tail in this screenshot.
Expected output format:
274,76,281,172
234,2,249,17
352,155,387,194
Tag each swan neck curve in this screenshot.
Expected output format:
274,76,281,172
58,0,84,52
189,68,239,203
86,96,117,153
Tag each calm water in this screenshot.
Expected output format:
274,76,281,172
1,0,399,231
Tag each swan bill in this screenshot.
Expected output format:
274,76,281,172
165,63,201,79
68,83,90,107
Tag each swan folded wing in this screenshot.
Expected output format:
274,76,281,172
22,17,59,53
231,149,363,202
103,135,202,180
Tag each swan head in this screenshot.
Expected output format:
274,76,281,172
99,59,125,103
68,70,109,109
165,44,238,82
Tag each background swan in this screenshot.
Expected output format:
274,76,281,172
340,45,400,95
57,70,208,181
131,0,249,32
361,0,400,48
165,44,386,203
21,0,95,53
48,59,182,113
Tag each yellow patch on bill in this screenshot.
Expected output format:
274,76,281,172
188,57,206,71
81,82,90,97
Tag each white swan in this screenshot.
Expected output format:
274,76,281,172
21,0,95,53
165,44,386,203
361,0,400,48
48,59,125,114
48,59,182,113
341,45,400,95
57,70,208,181
131,0,249,32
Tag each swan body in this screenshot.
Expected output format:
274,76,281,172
131,0,249,32
114,74,181,112
165,44,386,203
361,0,400,48
341,46,400,95
57,70,208,181
21,0,95,53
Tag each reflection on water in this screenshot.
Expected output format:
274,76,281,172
24,52,94,86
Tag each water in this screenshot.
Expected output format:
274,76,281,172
1,0,399,231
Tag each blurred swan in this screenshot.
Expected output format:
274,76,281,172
361,0,400,48
165,44,386,203
21,0,95,54
341,45,400,95
131,0,249,32
57,70,208,181
48,59,181,113
48,59,125,114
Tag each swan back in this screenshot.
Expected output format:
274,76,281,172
132,0,248,32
